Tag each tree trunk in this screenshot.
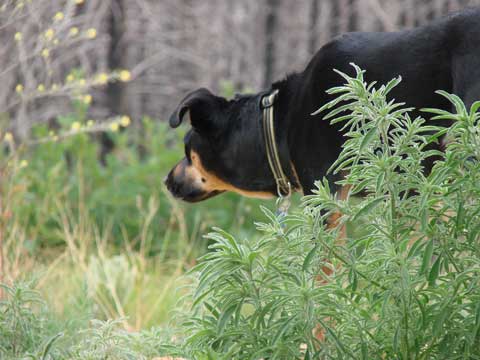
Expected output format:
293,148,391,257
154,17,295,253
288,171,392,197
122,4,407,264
308,0,319,56
264,0,279,88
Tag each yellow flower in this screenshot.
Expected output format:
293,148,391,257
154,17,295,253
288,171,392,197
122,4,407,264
15,84,23,93
119,70,131,82
53,39,59,45
79,79,86,86
19,160,28,168
71,122,81,131
75,0,85,4
44,28,55,41
51,83,59,91
53,12,64,21
14,32,22,41
87,120,94,127
4,132,13,142
86,28,97,39
41,49,50,58
69,27,79,36
49,131,55,137
110,122,119,132
37,84,45,92
66,74,75,83
96,73,109,85
83,94,92,104
120,115,131,127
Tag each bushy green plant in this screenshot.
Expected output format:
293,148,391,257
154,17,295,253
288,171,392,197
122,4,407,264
0,282,172,359
0,282,60,359
165,65,480,359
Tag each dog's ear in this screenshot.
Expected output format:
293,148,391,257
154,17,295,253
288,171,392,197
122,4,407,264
169,88,224,135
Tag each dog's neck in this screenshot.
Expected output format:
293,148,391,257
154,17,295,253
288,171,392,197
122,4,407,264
265,75,303,194
269,72,343,195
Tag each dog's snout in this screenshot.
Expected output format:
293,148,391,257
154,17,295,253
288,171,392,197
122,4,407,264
164,170,178,195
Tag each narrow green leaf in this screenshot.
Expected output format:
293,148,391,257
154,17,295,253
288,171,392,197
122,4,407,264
420,239,434,276
303,244,319,271
217,304,237,335
428,255,441,286
359,127,377,153
272,316,296,345
433,307,450,337
352,197,385,222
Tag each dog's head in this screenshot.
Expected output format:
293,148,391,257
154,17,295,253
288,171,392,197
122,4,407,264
164,88,277,202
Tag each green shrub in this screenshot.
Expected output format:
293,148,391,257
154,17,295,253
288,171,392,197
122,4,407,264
0,282,170,359
165,65,480,359
0,282,59,359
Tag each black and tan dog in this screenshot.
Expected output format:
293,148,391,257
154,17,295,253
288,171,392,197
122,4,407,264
165,8,480,204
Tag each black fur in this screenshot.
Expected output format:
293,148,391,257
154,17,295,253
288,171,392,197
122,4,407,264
165,8,480,201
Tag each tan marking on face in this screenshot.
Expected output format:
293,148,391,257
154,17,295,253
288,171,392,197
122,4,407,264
188,150,274,199
173,162,183,177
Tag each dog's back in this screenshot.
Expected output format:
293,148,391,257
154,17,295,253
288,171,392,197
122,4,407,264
302,7,480,123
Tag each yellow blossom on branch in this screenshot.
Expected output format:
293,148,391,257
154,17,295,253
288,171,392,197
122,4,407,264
69,27,79,36
44,29,55,41
14,32,22,41
42,49,50,58
83,94,92,104
71,122,81,131
15,84,24,93
120,115,131,127
53,12,64,21
95,73,109,85
4,132,13,142
86,28,97,39
110,122,119,132
37,84,45,92
119,70,131,82
19,160,28,168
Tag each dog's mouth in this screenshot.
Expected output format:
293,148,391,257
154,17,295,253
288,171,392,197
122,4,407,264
164,178,225,202
180,189,225,203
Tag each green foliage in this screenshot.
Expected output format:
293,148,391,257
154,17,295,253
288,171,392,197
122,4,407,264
165,65,480,359
0,282,50,358
0,282,171,359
